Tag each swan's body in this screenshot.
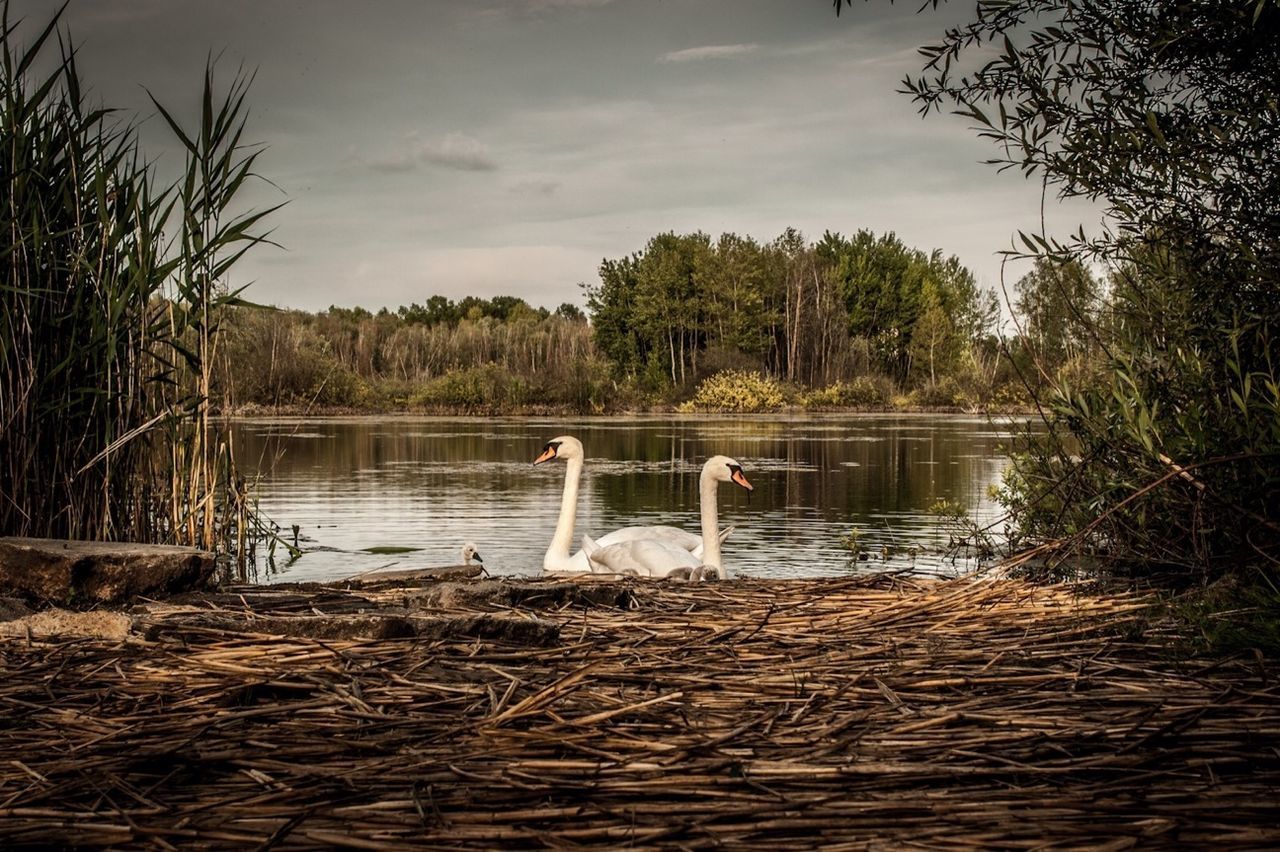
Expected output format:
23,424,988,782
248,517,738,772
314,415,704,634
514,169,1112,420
534,437,733,574
594,524,734,555
580,455,752,579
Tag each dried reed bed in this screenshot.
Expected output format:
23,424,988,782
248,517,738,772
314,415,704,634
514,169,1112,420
0,575,1277,849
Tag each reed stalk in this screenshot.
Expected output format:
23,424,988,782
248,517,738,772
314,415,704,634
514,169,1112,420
0,2,277,565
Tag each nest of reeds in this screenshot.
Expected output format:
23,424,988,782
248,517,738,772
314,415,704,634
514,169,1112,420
1,574,1277,849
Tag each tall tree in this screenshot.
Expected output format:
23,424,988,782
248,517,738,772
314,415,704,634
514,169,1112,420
1012,258,1103,378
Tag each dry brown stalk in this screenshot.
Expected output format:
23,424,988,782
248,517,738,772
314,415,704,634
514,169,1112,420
0,575,1275,848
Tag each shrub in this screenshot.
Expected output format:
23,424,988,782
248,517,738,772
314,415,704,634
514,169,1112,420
681,370,787,413
801,376,893,409
908,377,968,409
410,364,535,411
990,382,1032,409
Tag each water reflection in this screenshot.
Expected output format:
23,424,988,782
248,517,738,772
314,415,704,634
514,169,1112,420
232,414,1023,582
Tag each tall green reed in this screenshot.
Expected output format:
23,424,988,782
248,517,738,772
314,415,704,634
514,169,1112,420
0,2,277,569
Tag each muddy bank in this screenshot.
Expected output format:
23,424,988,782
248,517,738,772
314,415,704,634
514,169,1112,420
0,574,1276,848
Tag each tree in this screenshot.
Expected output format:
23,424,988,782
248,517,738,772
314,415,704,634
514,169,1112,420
907,283,952,385
1012,258,1103,379
555,303,586,322
835,0,1280,574
585,254,645,378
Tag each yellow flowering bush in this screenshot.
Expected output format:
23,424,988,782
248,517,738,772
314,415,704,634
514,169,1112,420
800,376,892,409
681,370,787,412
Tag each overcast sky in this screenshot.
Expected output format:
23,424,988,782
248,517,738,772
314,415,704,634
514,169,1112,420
13,0,1097,313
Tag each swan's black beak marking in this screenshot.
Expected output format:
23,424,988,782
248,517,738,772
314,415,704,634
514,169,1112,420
533,441,561,465
728,463,753,493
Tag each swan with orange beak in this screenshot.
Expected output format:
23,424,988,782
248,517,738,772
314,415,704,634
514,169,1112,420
534,437,735,574
581,455,753,580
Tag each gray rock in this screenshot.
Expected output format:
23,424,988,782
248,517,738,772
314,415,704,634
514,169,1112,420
0,537,215,606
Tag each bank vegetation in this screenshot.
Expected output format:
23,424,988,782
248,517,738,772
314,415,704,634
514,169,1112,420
211,230,1111,415
0,3,275,568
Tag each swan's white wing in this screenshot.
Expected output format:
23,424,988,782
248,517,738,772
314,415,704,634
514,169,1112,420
596,524,735,554
586,539,700,578
691,525,735,559
595,525,700,551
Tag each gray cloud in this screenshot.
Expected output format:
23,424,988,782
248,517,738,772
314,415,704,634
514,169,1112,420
522,0,614,10
366,152,419,174
508,179,561,196
419,133,498,172
657,43,759,63
365,132,497,173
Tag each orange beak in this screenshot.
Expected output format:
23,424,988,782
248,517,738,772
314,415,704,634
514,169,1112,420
731,469,753,491
533,446,557,465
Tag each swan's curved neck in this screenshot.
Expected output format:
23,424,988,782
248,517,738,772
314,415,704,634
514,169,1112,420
699,469,722,568
547,455,583,561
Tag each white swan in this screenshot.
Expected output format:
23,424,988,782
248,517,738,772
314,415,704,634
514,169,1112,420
534,436,733,573
580,455,753,579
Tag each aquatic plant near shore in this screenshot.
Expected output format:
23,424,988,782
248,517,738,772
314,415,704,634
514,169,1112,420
0,2,277,570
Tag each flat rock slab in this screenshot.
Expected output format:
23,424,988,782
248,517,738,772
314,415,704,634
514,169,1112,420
140,612,418,641
410,613,560,646
0,596,33,621
334,564,485,588
0,537,215,605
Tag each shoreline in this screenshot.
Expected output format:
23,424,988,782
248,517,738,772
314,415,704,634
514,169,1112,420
219,402,1039,419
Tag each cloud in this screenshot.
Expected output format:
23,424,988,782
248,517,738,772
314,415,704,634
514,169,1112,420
508,179,561,196
473,0,614,19
365,132,498,173
657,43,759,64
366,152,419,173
420,133,498,171
340,244,603,309
523,0,614,9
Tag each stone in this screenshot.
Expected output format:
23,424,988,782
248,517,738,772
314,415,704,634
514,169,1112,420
334,564,485,588
409,613,560,646
140,612,417,641
138,610,558,646
0,537,216,606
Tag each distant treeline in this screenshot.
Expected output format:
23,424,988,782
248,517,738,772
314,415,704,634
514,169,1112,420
214,228,1104,413
215,297,606,411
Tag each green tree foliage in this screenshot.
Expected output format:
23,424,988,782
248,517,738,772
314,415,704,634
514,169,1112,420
818,231,990,383
836,0,1280,575
586,227,999,395
1009,258,1105,388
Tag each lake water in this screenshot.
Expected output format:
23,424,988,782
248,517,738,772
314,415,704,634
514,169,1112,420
232,414,1022,582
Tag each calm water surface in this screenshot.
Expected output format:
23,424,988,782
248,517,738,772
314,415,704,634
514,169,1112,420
233,414,1022,582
